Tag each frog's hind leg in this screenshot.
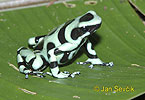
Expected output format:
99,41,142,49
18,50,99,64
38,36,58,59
28,35,46,49
17,47,33,79
17,47,46,78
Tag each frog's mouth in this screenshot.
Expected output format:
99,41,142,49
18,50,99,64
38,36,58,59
86,22,102,33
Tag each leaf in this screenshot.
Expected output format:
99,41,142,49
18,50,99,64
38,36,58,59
130,0,145,15
0,0,145,100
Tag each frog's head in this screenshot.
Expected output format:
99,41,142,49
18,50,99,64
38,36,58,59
78,11,102,34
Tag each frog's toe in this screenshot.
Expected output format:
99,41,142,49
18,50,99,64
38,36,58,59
70,71,80,78
43,72,52,76
77,61,90,65
99,62,114,67
63,71,70,74
25,74,29,79
36,74,45,78
108,62,114,67
88,64,94,69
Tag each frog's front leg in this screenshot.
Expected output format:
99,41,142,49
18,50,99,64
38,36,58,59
48,43,80,78
48,48,71,78
77,39,113,68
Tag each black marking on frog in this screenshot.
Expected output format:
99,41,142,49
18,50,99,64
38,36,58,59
86,23,102,33
27,57,36,70
34,40,44,50
38,55,48,71
35,35,46,43
58,19,75,44
47,42,55,51
50,61,58,68
60,52,70,63
71,28,84,40
47,42,55,58
79,13,94,22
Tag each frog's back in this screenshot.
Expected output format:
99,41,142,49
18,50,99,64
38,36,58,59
43,19,78,48
44,31,61,48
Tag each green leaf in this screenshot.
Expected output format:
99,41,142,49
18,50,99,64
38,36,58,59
130,0,145,14
0,0,145,100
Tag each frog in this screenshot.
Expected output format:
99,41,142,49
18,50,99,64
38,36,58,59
17,10,113,79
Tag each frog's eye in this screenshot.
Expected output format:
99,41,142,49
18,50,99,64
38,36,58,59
35,38,39,43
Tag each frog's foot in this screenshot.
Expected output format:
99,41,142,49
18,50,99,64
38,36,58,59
62,71,80,78
43,71,80,78
43,72,53,76
25,74,29,79
77,61,114,68
77,62,94,68
77,58,104,68
43,71,69,78
23,70,32,79
25,71,45,79
35,74,46,78
25,73,45,79
98,62,114,67
69,71,80,78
